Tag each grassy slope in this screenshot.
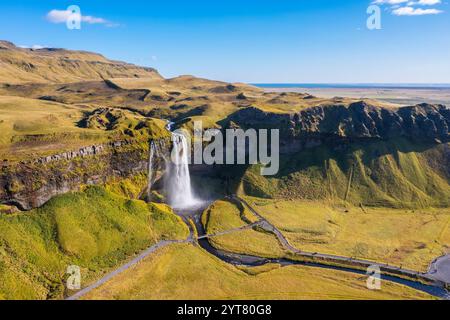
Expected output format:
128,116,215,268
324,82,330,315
109,77,397,132
83,243,433,300
0,95,169,161
0,186,188,300
244,197,450,272
242,139,450,208
0,96,105,157
0,42,161,84
104,174,148,200
109,77,252,127
202,200,286,258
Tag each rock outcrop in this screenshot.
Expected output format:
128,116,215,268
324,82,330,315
2,100,449,211
228,102,449,142
295,102,449,141
0,141,150,210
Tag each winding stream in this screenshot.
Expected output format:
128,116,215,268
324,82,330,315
175,205,450,300
67,203,449,300
162,121,449,300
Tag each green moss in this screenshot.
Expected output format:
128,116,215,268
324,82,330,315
149,203,189,240
242,139,450,209
0,185,188,300
104,174,147,199
6,179,24,193
203,200,286,258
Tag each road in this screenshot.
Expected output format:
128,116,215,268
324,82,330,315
66,213,261,300
67,197,449,300
66,239,185,300
234,195,450,292
197,220,262,240
234,196,300,253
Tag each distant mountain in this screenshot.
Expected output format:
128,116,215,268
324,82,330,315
0,40,162,84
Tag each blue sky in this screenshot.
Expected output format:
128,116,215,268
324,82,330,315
1,0,449,83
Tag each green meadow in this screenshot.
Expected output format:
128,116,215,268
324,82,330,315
0,185,188,300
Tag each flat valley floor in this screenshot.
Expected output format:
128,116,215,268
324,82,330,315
263,87,450,106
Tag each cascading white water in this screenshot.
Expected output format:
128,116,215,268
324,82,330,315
147,122,201,210
147,139,167,198
164,132,200,209
147,141,156,199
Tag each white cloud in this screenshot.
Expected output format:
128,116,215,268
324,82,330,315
82,16,108,24
373,0,441,4
373,0,409,4
392,6,443,15
47,10,70,23
18,44,47,50
417,0,441,5
46,9,116,27
372,0,444,15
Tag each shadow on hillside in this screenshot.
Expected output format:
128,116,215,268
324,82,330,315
274,137,448,177
190,136,449,202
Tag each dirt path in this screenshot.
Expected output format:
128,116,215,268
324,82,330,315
197,220,262,240
67,198,449,300
66,213,259,300
66,240,184,300
234,195,450,295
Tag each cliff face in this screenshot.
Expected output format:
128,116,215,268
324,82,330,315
295,102,449,140
2,99,449,210
225,102,450,207
0,141,151,210
227,102,449,150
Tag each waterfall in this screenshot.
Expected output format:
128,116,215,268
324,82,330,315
147,130,200,210
147,141,156,200
146,139,166,199
165,132,199,209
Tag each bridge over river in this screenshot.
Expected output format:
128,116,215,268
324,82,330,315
67,196,450,300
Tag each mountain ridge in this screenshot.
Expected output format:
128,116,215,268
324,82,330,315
0,40,162,84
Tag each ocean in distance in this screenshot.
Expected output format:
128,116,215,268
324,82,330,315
252,83,450,90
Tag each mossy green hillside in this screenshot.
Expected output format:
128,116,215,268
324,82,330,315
244,196,450,272
83,243,433,300
241,139,449,208
104,174,148,200
0,139,156,210
0,185,188,300
202,200,286,258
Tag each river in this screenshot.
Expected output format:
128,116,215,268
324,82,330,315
175,203,450,300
